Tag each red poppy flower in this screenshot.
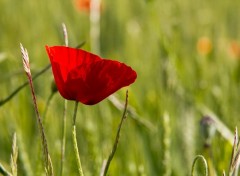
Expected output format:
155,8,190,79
74,0,102,13
45,46,137,105
75,0,90,12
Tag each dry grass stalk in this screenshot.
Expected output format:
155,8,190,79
20,43,53,176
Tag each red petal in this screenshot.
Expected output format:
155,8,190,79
46,46,137,105
46,46,100,82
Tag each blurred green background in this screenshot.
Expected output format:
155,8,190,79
1,0,240,175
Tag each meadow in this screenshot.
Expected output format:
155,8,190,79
1,0,240,175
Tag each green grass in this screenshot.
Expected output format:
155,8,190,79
1,0,240,175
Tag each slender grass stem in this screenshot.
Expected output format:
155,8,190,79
223,170,226,176
60,100,67,176
229,128,238,175
229,127,240,176
0,163,12,176
10,133,18,176
108,95,156,132
101,90,128,176
59,22,68,176
72,101,84,176
163,112,171,176
0,64,51,107
20,44,53,176
62,23,68,47
191,155,208,176
26,65,52,175
90,0,101,54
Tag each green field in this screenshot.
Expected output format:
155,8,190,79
1,0,240,175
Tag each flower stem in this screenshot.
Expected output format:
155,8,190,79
60,100,67,176
101,90,129,176
72,101,84,176
73,101,79,126
59,22,68,176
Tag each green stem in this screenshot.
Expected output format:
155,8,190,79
0,163,12,176
72,101,84,176
10,133,18,176
60,100,67,176
101,90,128,176
191,155,208,176
59,22,68,176
108,95,156,132
0,64,51,107
73,101,79,126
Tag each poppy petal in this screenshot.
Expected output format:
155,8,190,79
45,46,137,105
